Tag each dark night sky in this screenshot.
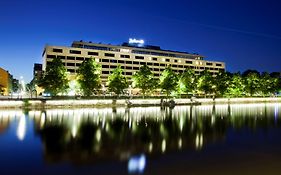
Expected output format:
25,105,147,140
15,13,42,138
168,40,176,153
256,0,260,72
0,0,281,81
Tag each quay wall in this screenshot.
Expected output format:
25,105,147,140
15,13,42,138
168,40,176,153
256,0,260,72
0,97,280,109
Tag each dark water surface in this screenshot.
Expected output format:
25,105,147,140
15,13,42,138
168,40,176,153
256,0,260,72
1,103,281,175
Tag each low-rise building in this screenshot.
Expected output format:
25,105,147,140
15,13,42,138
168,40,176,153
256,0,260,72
0,67,10,95
42,39,225,85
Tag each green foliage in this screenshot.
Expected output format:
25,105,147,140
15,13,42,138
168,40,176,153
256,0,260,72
107,65,128,96
260,72,279,96
77,58,101,96
197,70,215,96
243,71,260,96
159,66,178,97
213,71,231,97
12,80,19,93
132,65,158,96
179,68,197,95
39,57,69,96
225,73,245,97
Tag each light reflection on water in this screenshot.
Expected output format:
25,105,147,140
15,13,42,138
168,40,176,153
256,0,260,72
0,103,281,174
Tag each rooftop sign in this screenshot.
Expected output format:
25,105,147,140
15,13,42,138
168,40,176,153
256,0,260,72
129,38,144,46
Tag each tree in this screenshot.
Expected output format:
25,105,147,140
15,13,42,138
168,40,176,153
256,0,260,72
39,57,69,96
260,72,278,96
178,68,197,95
26,79,36,98
213,71,231,97
159,66,178,97
132,65,157,97
197,70,215,97
243,71,260,96
77,58,101,96
107,65,128,96
225,73,245,97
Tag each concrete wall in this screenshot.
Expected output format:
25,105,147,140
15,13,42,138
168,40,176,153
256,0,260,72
0,97,280,109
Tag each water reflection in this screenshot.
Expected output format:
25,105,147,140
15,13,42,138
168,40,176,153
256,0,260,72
0,103,281,172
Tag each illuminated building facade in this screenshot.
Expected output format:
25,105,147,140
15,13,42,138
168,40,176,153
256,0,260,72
0,67,10,95
42,39,225,84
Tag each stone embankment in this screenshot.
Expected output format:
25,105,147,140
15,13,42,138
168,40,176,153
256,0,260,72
0,97,280,109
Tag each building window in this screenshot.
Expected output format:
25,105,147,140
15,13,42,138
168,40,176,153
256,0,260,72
105,53,115,57
133,67,139,70
126,72,133,75
102,65,109,68
160,63,165,67
140,62,146,65
76,57,84,61
67,69,75,73
67,63,75,66
57,55,65,59
126,61,132,64
174,60,178,63
166,59,170,62
102,71,110,74
126,66,132,69
172,65,177,68
135,56,144,60
111,59,117,63
121,54,130,58
206,62,212,66
154,63,159,66
152,57,157,61
88,51,99,56
147,62,153,66
53,48,63,53
154,68,160,71
133,61,139,65
216,63,222,67
118,60,125,64
76,63,82,67
111,65,117,69
47,55,56,59
70,50,81,54
186,61,192,64
101,59,110,62
67,56,75,60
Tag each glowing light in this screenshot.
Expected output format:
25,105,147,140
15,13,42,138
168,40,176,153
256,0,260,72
17,115,26,141
195,134,203,150
128,154,146,174
120,48,131,53
178,138,182,149
96,129,101,142
72,125,77,138
161,139,166,153
148,142,153,153
129,38,144,45
40,112,46,128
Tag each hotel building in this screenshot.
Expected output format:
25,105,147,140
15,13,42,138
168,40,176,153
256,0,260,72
42,40,225,84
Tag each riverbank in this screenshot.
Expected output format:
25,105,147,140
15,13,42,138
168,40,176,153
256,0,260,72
0,97,280,109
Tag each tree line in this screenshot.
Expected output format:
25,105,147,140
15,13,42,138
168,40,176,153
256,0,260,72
38,57,281,98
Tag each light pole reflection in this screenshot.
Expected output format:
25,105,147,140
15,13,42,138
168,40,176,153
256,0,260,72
17,115,26,141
